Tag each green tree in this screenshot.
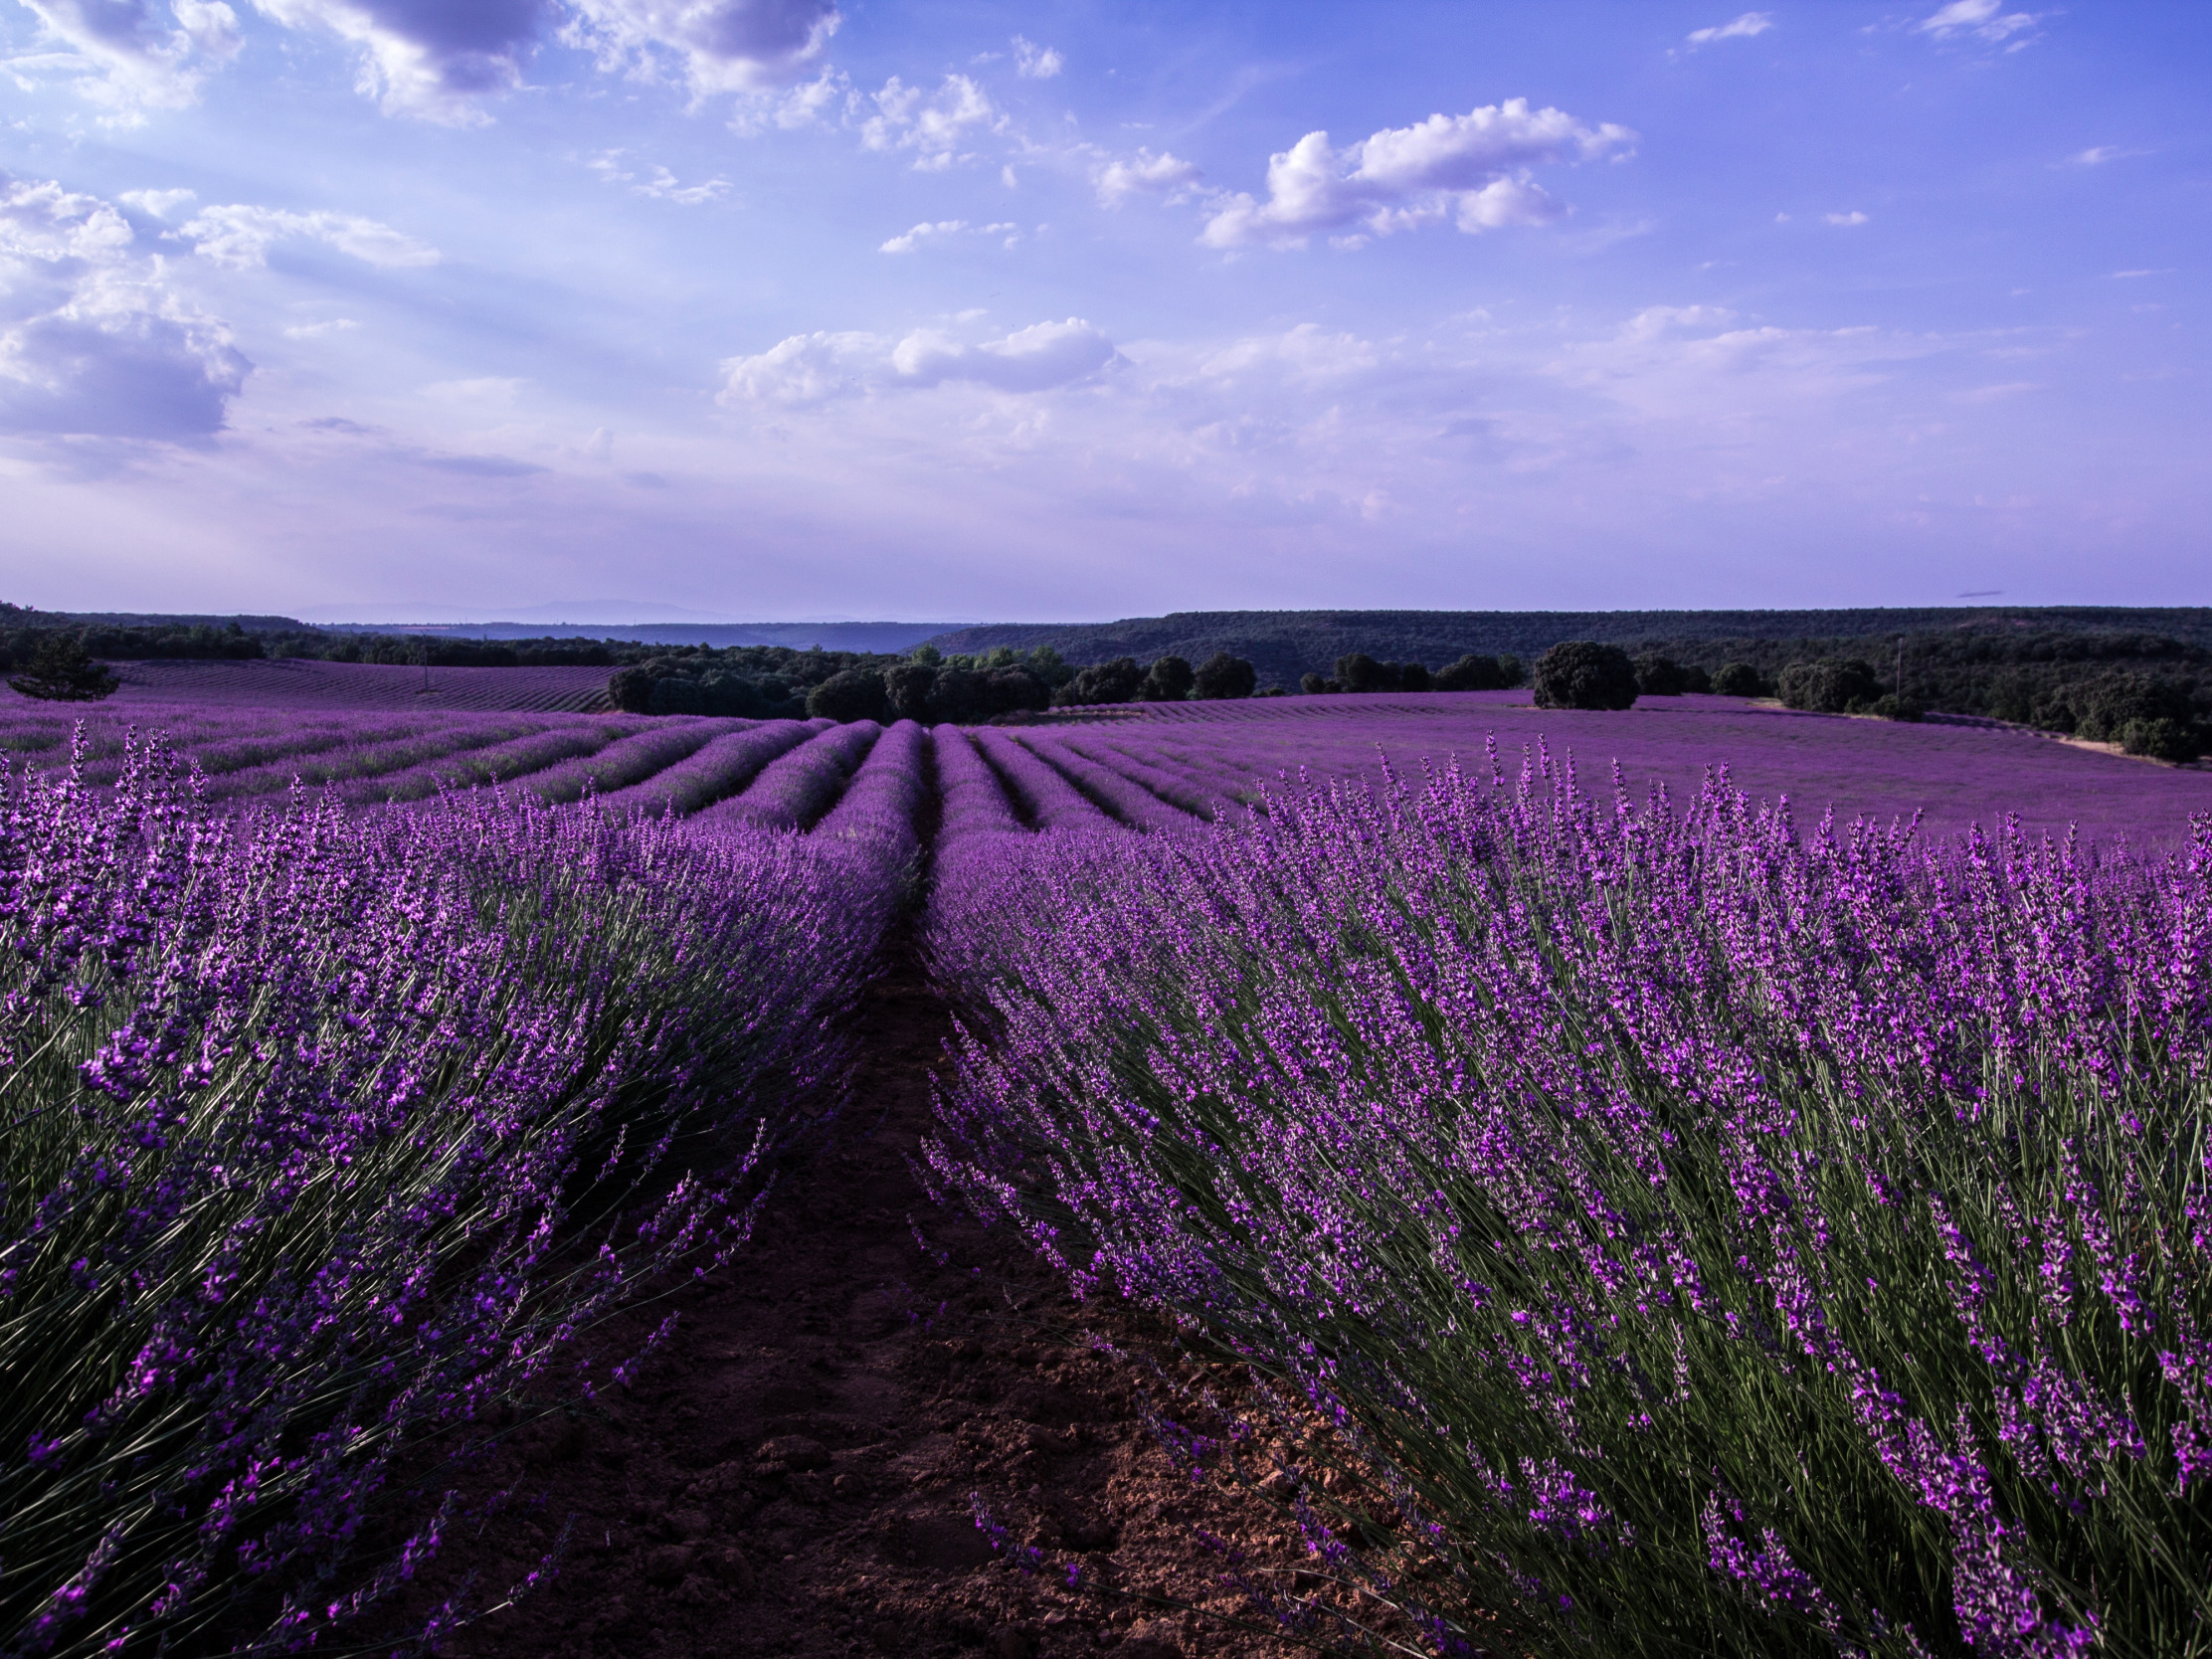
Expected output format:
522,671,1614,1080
1531,642,1638,710
1141,654,1197,701
8,634,119,701
1193,651,1258,699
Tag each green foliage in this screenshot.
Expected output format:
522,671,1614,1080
1532,642,1639,710
2121,717,2202,763
1778,657,1884,714
1061,656,1145,707
7,635,119,702
1300,672,1330,695
1712,661,1767,697
1192,651,1257,700
1872,692,1926,722
1141,654,1197,702
807,667,893,723
1633,653,1695,695
1334,652,1387,693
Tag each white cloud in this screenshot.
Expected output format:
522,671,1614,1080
2107,269,2170,279
119,187,199,219
562,0,838,96
719,316,1118,405
2068,145,2144,167
1093,148,1201,207
282,316,359,337
243,0,835,121
1011,34,1060,79
9,0,242,120
588,152,731,203
877,220,1017,253
172,204,441,270
859,74,1002,169
1685,12,1771,45
1199,97,1635,251
879,220,962,253
1916,0,2039,44
1824,210,1870,226
0,174,249,439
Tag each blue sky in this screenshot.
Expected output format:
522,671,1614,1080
0,0,2204,622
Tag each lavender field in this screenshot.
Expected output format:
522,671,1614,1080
8,686,2212,1658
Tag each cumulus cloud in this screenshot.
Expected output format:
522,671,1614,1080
0,174,249,440
859,74,1002,169
119,187,200,219
1916,0,2039,45
1094,149,1201,207
1685,12,1771,45
171,204,441,269
243,0,834,121
1199,97,1635,251
562,0,838,95
1010,34,1059,79
1824,210,1869,226
719,316,1117,405
10,0,242,120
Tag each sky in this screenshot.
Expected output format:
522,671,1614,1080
0,0,2205,623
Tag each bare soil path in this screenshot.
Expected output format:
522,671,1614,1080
420,941,1314,1659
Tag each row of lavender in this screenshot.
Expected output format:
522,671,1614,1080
923,751,2212,1659
0,734,911,1657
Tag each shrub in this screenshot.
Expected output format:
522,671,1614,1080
1531,642,1638,710
1777,657,1883,714
984,666,1051,717
1433,653,1509,692
1300,672,1330,695
8,634,119,701
926,667,991,725
1681,663,1713,693
2120,716,2202,763
1141,654,1197,702
1334,652,1387,694
1632,653,1692,696
884,661,938,722
1397,661,1431,692
1061,656,1144,706
1712,661,1766,698
1193,651,1258,700
1871,692,1926,723
808,667,893,723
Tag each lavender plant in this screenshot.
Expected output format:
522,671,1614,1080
1013,736,1200,833
968,730,1117,833
812,719,929,865
593,720,815,819
1,730,896,1657
926,748,2212,1658
696,720,879,832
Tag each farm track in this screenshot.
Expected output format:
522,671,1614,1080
417,940,1312,1659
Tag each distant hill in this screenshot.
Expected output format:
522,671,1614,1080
374,621,958,654
922,608,2212,689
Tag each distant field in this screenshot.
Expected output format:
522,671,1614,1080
6,684,2208,844
109,657,616,711
1059,690,2212,845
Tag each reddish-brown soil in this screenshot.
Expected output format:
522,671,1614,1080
408,948,1332,1659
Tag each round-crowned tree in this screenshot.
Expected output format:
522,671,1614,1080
1397,661,1431,692
1776,658,1882,714
1712,661,1766,697
884,661,938,722
1299,672,1330,695
1334,652,1386,694
1632,653,1690,696
1141,654,1197,701
1193,651,1257,699
1531,643,1639,710
807,667,893,723
1062,656,1144,706
1433,653,1506,692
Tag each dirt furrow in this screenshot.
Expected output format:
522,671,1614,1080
416,945,1315,1659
